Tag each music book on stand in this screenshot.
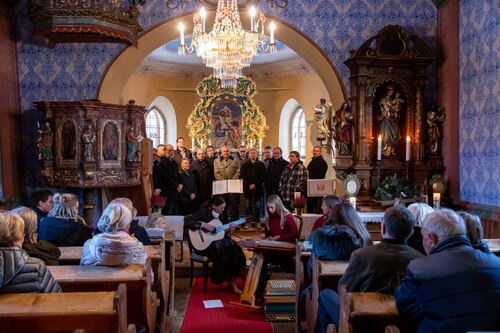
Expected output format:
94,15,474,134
212,179,243,195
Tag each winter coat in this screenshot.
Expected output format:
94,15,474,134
157,157,181,202
240,159,266,198
191,157,214,200
38,216,92,247
80,231,147,266
0,247,61,293
279,161,309,202
178,169,198,203
22,240,61,265
265,157,289,195
213,156,240,180
307,155,328,180
128,219,152,246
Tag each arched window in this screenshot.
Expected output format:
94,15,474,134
291,107,306,158
145,107,166,148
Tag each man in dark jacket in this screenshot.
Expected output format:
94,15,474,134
191,148,214,210
158,144,183,215
318,206,423,333
29,189,53,227
178,158,198,216
153,144,166,195
306,146,328,213
395,209,500,333
265,147,289,197
240,148,266,228
173,137,192,165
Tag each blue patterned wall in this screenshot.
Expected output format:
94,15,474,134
14,0,437,186
459,0,500,206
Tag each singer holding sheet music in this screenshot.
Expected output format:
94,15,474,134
184,196,246,294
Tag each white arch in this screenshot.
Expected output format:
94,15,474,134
279,98,302,156
147,96,177,145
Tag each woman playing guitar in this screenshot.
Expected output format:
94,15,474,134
185,196,246,294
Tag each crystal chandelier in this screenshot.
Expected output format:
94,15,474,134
178,0,277,89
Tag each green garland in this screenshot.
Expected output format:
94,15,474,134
374,173,418,201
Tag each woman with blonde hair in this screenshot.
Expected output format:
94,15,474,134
458,211,491,254
107,197,151,245
11,206,60,265
38,193,92,246
81,203,146,266
261,194,298,242
310,195,343,233
0,211,61,293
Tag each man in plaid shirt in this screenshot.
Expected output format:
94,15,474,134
279,151,308,210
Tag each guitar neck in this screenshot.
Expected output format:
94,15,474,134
214,218,246,233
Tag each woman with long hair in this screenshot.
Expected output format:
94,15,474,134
407,202,434,254
337,203,373,248
38,193,92,247
458,211,491,254
261,194,299,242
310,195,343,234
184,195,246,294
11,206,60,265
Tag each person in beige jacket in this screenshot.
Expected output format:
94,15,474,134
213,145,240,221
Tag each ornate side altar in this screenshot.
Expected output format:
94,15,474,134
36,101,147,224
327,25,445,199
187,75,268,150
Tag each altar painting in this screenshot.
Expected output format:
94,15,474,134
211,96,243,149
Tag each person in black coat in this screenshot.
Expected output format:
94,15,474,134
157,144,182,215
240,148,266,228
178,158,198,216
306,146,328,213
153,144,166,195
191,148,214,210
265,147,289,197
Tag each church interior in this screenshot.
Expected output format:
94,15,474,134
0,0,499,332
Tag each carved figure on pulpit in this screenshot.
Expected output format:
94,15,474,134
314,98,331,141
39,121,54,160
339,102,353,154
126,125,142,162
378,86,400,156
427,105,445,155
82,124,96,162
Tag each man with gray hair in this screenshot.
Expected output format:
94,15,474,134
395,208,500,333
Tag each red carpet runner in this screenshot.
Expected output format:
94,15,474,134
181,278,273,333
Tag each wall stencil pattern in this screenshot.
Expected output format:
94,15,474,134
459,0,500,206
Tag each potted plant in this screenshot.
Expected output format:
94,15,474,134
151,194,166,213
374,173,419,207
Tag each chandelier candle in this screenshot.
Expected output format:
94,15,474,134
406,136,410,161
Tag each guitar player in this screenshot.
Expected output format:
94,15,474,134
184,195,246,294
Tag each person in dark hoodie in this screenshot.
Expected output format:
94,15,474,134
11,206,60,265
0,211,61,293
306,146,328,213
278,150,308,210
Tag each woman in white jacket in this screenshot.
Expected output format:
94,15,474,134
80,203,147,266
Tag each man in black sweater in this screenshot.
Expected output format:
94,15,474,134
306,146,328,213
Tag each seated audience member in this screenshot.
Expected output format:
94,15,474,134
104,198,152,246
81,203,146,266
407,202,434,254
310,195,343,234
38,193,92,247
458,211,491,253
11,206,60,265
395,209,500,333
261,194,299,242
29,189,53,227
337,202,373,247
0,211,61,293
145,212,167,239
185,196,245,294
317,206,423,333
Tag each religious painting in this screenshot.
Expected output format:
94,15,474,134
100,120,121,166
211,96,242,149
61,120,76,160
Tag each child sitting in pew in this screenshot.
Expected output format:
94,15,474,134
81,203,147,266
145,212,167,240
0,211,61,293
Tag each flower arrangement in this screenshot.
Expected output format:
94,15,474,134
374,173,418,201
291,195,306,209
151,194,166,209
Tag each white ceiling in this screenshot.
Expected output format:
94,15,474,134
135,37,313,81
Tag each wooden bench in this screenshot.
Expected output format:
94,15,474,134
306,255,349,333
295,241,311,333
159,230,176,319
48,258,157,333
0,284,133,333
338,285,414,333
485,238,500,255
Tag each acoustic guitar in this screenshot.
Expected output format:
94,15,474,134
188,218,246,251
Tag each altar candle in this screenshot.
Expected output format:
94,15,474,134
349,196,356,210
433,193,441,209
259,138,262,152
179,22,185,45
200,7,206,33
406,136,411,161
377,135,382,160
250,139,253,149
191,137,195,150
200,139,204,149
250,6,256,32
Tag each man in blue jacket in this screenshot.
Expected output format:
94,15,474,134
395,208,500,333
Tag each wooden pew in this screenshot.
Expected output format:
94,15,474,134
306,255,349,333
159,230,176,319
338,285,414,333
484,238,500,255
295,241,311,333
48,258,157,333
0,284,133,333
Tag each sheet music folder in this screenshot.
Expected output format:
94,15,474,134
212,179,243,194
